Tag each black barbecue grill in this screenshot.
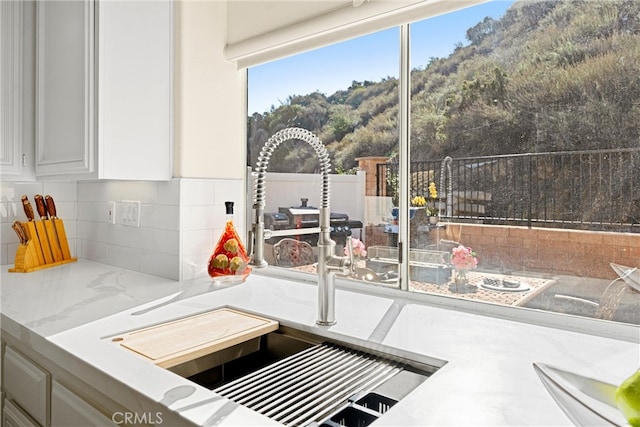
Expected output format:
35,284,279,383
264,198,362,246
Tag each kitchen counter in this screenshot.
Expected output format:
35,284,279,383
1,260,638,426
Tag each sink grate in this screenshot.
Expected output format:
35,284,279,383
213,342,403,426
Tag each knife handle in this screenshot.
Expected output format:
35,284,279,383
21,196,35,221
12,221,27,245
34,195,48,219
45,195,57,219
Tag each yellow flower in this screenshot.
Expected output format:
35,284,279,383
428,182,438,199
411,196,426,207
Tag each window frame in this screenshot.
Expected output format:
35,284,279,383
245,5,639,343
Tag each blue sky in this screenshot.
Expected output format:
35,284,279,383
248,0,515,115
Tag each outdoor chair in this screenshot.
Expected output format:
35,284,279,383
272,238,315,267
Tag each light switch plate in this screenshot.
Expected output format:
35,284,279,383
116,200,141,227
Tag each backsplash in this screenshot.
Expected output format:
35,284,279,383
1,178,245,281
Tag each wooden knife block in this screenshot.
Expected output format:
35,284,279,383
9,220,77,273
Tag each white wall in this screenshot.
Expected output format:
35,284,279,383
174,0,246,181
261,171,365,224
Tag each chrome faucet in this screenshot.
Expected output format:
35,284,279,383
248,127,355,326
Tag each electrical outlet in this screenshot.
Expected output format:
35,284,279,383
117,200,141,227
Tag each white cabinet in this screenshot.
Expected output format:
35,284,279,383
35,0,94,178
35,0,173,180
2,399,39,427
3,346,49,426
1,1,36,181
51,381,117,427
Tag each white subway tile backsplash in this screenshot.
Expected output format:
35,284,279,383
106,225,125,247
158,180,180,206
77,240,108,264
181,205,218,231
182,229,215,256
140,251,179,280
42,182,77,201
157,229,179,256
181,179,215,206
2,178,245,281
0,202,20,223
181,253,209,280
62,220,76,240
0,182,44,201
2,242,20,267
0,242,10,266
213,179,245,205
75,182,104,202
134,227,159,252
53,201,76,221
76,201,102,222
141,204,180,231
83,222,111,243
107,245,139,271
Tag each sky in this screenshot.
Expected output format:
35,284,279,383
248,0,515,115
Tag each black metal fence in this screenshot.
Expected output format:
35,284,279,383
377,148,640,232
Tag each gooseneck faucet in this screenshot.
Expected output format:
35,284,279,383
249,127,354,326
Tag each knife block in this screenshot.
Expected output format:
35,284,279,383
9,220,77,273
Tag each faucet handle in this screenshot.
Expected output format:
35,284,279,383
344,236,356,274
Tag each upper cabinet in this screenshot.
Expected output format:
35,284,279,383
1,1,35,182
35,0,173,180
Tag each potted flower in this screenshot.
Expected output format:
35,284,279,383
344,238,367,262
450,245,478,286
425,182,439,224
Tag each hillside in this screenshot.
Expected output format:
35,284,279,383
247,0,640,174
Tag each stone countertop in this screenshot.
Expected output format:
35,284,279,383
1,260,638,426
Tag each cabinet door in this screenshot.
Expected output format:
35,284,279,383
97,0,173,180
2,399,39,427
1,1,25,178
51,380,117,427
35,0,95,177
3,347,49,426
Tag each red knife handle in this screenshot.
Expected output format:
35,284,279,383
21,196,35,221
45,195,58,219
34,195,48,219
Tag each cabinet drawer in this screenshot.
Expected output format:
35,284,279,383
51,380,117,427
2,398,39,427
3,347,49,426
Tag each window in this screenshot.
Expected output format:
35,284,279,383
247,27,400,272
247,0,640,327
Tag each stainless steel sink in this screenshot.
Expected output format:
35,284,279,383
171,326,443,427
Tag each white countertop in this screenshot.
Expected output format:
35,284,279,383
2,260,638,426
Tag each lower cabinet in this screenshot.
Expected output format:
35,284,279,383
3,346,49,426
1,340,138,427
2,399,39,427
51,381,116,427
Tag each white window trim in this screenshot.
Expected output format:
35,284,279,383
226,0,490,69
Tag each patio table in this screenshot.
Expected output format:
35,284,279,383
290,263,555,307
410,270,555,307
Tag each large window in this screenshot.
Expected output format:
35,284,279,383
247,0,640,327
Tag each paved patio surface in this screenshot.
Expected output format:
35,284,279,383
520,274,640,325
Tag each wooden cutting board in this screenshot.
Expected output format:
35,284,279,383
109,308,278,368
